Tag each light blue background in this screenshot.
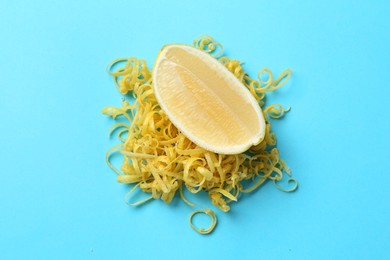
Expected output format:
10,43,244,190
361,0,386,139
1,0,389,259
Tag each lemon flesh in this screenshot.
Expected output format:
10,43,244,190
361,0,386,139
152,44,265,154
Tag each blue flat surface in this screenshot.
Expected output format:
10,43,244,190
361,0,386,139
1,0,389,259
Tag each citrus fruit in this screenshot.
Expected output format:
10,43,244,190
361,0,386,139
152,44,265,154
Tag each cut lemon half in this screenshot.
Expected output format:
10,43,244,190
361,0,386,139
152,44,265,154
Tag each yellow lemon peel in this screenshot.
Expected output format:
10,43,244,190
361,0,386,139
189,209,217,235
103,35,298,234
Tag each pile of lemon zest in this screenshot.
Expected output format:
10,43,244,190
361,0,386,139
189,209,217,235
103,35,299,234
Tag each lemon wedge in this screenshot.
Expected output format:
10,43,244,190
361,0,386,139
152,44,265,154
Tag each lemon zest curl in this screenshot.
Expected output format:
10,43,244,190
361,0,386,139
189,209,217,235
